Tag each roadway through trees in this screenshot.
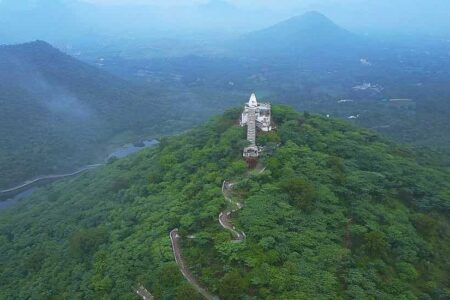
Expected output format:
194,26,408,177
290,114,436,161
0,164,103,199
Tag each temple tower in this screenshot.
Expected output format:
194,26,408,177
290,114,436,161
240,93,272,158
246,107,256,145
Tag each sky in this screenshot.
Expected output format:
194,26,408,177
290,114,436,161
1,0,450,45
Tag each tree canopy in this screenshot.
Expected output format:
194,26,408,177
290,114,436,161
0,105,449,299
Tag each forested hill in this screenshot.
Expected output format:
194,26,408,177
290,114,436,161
0,106,449,299
0,41,195,189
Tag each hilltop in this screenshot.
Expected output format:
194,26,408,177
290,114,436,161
0,106,448,299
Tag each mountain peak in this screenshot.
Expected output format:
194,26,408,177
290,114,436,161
276,11,341,32
0,40,69,65
299,10,329,20
1,40,56,52
236,11,359,58
20,40,54,49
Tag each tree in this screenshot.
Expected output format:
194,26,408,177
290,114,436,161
176,283,203,300
279,177,317,211
364,231,388,257
69,227,108,258
219,271,249,300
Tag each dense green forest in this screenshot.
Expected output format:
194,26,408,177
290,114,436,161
0,106,449,299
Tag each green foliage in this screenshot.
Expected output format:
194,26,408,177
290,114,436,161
364,231,388,257
0,106,449,299
69,227,109,258
279,177,317,211
219,271,249,300
176,283,203,300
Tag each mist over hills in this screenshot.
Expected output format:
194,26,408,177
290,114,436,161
0,40,199,189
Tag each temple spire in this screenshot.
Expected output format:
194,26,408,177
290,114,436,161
248,93,258,107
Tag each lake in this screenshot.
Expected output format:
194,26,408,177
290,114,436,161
107,139,159,159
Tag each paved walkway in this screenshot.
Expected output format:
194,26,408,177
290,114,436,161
219,181,246,242
134,284,154,300
170,229,218,300
169,176,254,299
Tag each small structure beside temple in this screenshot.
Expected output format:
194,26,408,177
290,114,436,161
240,93,272,158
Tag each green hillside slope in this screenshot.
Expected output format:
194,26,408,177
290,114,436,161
0,106,448,299
0,41,196,189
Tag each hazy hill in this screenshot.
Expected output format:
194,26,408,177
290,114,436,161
0,41,191,189
233,11,364,60
0,107,448,299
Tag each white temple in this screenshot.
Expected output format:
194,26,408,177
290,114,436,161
240,93,272,158
240,93,272,132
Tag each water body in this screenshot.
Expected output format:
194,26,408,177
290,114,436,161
0,139,159,212
108,139,159,159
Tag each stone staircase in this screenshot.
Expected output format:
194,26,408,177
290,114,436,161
247,108,256,145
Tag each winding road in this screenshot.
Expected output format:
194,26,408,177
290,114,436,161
0,164,103,196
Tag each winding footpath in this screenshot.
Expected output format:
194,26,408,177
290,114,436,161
170,229,218,300
134,284,154,300
169,178,247,299
219,180,246,242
